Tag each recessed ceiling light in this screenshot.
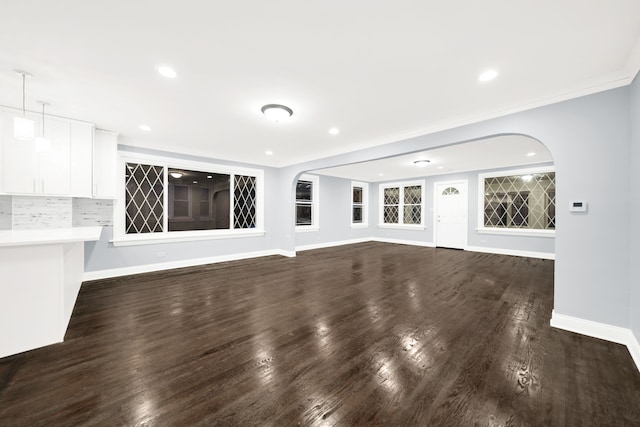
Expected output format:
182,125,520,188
413,159,431,167
526,152,536,157
158,66,177,79
170,172,183,179
207,175,213,179
437,166,444,169
478,69,498,82
193,180,198,184
378,173,384,177
329,128,340,135
265,150,274,156
139,125,151,131
261,104,293,122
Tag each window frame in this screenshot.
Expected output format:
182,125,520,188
378,180,426,229
351,181,369,228
477,166,555,238
114,152,265,246
295,174,320,232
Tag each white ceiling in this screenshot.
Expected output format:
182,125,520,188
312,135,552,182
1,1,639,168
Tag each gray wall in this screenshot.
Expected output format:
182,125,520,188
631,73,640,340
369,164,555,255
283,87,632,329
294,174,371,248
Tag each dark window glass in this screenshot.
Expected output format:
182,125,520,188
353,206,363,223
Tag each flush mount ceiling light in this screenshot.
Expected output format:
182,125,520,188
261,104,293,123
35,101,51,153
413,159,431,167
329,128,340,135
169,172,183,179
13,69,35,141
265,150,274,156
478,69,498,82
158,66,177,79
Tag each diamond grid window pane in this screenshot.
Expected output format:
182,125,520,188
404,205,421,224
234,175,257,229
404,186,422,204
483,172,555,229
384,187,400,204
384,206,399,223
125,163,164,234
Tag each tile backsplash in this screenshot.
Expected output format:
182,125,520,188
0,196,113,230
73,198,113,227
0,195,11,230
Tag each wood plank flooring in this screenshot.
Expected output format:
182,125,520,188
1,242,639,425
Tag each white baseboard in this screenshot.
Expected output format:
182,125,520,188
371,237,436,247
83,249,295,281
465,245,555,260
550,310,640,371
295,238,372,252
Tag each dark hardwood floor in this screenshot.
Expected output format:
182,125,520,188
1,242,639,426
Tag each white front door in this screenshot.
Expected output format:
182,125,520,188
434,181,467,249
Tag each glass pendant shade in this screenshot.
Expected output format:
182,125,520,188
14,115,35,141
35,136,51,153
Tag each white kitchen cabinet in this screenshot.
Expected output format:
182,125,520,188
70,121,94,197
37,117,71,195
1,109,40,194
0,108,94,196
92,129,118,198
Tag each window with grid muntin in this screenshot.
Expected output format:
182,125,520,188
380,181,424,227
125,163,164,234
483,171,555,230
123,160,261,236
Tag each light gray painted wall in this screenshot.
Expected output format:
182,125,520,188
294,175,371,248
369,164,555,255
630,72,640,339
283,87,631,328
83,146,282,272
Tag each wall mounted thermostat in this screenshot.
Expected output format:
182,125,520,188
569,201,588,213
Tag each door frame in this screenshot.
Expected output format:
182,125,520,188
433,179,469,248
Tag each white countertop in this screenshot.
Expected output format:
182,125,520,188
0,227,102,247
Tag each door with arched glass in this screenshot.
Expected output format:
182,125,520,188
434,180,467,249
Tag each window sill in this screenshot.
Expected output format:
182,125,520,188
350,223,369,229
295,226,319,233
377,224,426,230
475,228,555,238
111,229,266,246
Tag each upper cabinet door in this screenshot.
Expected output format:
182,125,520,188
93,129,118,199
2,110,39,194
69,121,94,197
38,117,71,195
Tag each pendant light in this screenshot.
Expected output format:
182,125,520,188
35,101,51,153
13,70,35,141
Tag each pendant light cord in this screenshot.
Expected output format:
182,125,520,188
22,73,26,116
41,103,45,135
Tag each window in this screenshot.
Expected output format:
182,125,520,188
379,181,425,228
116,154,264,245
479,167,555,235
351,181,369,227
295,174,319,230
167,170,231,232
